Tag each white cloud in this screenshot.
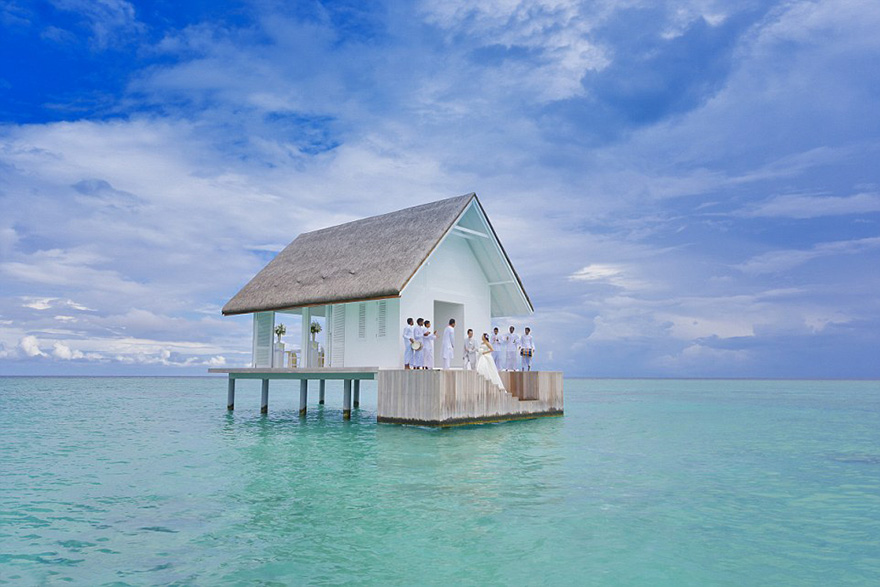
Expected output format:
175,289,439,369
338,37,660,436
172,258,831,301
22,297,56,310
419,0,609,101
19,335,46,357
568,263,650,290
21,297,95,311
52,342,84,360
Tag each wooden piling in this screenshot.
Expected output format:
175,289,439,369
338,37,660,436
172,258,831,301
227,378,235,411
343,379,352,420
353,379,360,408
261,379,269,414
319,379,326,405
299,379,308,416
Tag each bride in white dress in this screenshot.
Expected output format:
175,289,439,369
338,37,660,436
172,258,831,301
476,333,506,390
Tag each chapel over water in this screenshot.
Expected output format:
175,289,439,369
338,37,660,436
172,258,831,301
210,193,563,426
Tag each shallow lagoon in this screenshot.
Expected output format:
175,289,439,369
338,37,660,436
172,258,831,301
2,377,879,585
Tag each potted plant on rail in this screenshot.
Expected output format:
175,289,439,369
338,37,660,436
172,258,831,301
274,324,287,367
309,321,322,366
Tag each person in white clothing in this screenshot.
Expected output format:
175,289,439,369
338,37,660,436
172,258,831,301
519,327,534,371
441,319,455,369
504,326,520,371
463,329,478,369
402,318,415,369
491,327,502,369
412,318,425,369
476,333,505,390
423,320,437,369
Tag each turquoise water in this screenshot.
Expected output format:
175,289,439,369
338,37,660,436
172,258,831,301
1,378,879,585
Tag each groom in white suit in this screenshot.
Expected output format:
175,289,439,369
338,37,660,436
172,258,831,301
442,319,455,369
463,329,478,369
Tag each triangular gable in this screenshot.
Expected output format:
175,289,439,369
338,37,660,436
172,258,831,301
400,197,533,317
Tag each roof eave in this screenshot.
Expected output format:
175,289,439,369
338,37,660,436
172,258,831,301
471,196,534,314
222,292,403,316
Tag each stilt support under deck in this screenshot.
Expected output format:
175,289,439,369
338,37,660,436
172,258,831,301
353,379,360,408
227,378,235,411
319,380,326,405
261,379,269,414
343,379,352,420
299,379,308,417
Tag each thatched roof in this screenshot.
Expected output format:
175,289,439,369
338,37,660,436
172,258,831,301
223,193,480,315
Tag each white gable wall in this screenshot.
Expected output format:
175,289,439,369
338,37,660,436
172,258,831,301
399,233,491,367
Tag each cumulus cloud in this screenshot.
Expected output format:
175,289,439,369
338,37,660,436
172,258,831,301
19,335,46,357
52,342,84,360
205,355,226,367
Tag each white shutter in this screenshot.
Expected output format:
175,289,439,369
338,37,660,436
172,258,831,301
358,303,366,339
331,304,345,367
253,312,274,367
377,300,387,337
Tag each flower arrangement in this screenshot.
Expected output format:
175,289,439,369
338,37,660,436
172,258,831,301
274,323,286,341
310,320,322,336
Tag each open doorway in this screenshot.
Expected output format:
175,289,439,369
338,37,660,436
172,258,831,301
433,300,464,368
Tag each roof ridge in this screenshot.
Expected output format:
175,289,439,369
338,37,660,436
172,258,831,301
299,192,475,238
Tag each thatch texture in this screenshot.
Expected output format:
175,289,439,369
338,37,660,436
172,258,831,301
223,194,476,315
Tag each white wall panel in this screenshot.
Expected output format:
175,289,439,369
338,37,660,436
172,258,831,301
399,234,491,366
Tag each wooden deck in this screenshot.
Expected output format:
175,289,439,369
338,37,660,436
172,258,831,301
209,367,563,426
377,369,563,427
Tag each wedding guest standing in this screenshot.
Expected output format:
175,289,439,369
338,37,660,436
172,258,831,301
491,327,502,369
505,326,520,371
442,319,455,369
520,327,534,371
463,329,478,369
423,320,437,369
402,317,414,369
413,318,425,369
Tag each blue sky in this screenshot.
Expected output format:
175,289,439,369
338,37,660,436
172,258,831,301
1,0,879,377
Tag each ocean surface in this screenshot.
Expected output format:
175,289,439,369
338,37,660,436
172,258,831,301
1,377,879,586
